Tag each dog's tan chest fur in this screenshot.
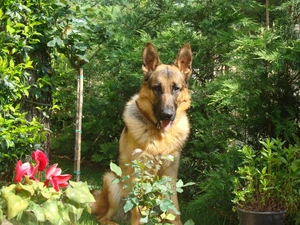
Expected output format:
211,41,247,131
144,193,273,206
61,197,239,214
121,94,189,159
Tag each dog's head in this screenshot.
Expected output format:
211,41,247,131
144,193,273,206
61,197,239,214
136,43,192,130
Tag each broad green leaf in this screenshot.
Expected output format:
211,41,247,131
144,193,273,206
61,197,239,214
123,200,134,213
6,194,30,219
6,25,15,34
176,179,184,188
139,215,148,223
74,43,88,51
176,187,183,193
1,184,16,197
57,202,70,224
27,202,45,222
168,205,180,215
1,184,29,219
40,185,59,199
42,198,59,224
66,181,95,203
159,199,180,215
47,37,64,47
67,203,84,223
165,213,176,221
76,54,89,63
16,210,40,225
110,162,122,176
16,182,35,195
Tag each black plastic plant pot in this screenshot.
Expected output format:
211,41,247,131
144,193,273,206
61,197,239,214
237,207,285,225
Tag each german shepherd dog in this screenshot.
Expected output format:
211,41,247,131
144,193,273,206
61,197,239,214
91,43,192,225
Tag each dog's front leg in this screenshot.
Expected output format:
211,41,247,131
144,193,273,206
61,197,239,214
161,158,183,225
120,165,142,225
131,206,142,225
170,182,183,225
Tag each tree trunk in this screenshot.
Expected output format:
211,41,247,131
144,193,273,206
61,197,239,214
266,0,270,30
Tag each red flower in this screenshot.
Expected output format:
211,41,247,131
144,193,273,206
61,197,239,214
44,163,71,192
32,149,48,171
14,160,37,182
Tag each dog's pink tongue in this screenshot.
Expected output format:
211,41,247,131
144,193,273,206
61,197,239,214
161,120,172,130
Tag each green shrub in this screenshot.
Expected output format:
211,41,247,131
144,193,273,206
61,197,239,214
110,155,195,225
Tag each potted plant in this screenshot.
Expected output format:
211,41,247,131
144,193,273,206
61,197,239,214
232,137,300,225
0,149,95,225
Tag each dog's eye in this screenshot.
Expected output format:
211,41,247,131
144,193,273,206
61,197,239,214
172,85,181,94
152,85,162,94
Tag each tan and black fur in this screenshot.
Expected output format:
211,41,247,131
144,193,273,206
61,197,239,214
91,43,192,225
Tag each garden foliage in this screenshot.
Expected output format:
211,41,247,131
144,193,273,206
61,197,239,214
0,150,94,225
110,155,194,225
1,0,300,224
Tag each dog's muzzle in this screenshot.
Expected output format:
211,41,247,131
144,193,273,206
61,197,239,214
159,108,175,130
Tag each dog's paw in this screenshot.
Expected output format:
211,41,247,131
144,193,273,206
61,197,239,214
90,189,102,199
99,218,119,225
132,148,143,156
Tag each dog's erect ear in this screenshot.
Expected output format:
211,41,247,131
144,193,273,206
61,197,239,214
174,43,192,82
142,43,161,78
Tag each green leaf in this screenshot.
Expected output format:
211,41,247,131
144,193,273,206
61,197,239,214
111,178,120,184
261,166,267,175
176,179,184,188
40,186,59,199
292,133,300,144
1,185,30,219
165,213,176,221
57,202,70,224
159,199,174,212
16,182,35,195
6,25,15,34
66,203,84,223
42,198,59,224
66,181,95,204
47,37,64,47
124,200,134,213
161,155,174,161
0,208,3,221
76,54,89,63
27,202,45,222
74,43,88,51
7,194,30,219
140,215,148,223
110,162,122,176
184,219,195,225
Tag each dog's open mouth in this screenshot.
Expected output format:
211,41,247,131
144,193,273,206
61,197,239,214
161,120,172,130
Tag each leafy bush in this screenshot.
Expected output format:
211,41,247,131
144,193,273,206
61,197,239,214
110,155,194,225
0,55,46,174
232,137,300,214
182,147,240,225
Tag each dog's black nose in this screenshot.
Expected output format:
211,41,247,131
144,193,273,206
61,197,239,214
161,109,174,120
